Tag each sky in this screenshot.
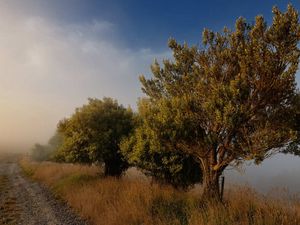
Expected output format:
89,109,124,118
0,1,300,154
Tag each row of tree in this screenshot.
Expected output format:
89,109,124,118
32,5,300,201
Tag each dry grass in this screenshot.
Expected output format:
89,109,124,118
20,158,300,225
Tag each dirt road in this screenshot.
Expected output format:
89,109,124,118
0,162,87,225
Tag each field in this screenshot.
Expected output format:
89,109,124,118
20,158,300,225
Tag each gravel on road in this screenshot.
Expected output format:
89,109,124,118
0,162,88,225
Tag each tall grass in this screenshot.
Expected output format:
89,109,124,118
20,158,300,225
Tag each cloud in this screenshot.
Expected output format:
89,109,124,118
0,3,170,150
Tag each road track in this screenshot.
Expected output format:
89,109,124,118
0,162,87,225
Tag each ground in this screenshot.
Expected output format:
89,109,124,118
0,161,87,225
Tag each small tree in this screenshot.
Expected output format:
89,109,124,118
57,97,134,177
31,132,63,161
31,143,50,161
139,5,300,200
121,99,202,190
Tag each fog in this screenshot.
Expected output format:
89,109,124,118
225,153,300,194
0,1,168,151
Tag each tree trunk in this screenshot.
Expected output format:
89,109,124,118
202,171,221,201
103,154,128,177
104,159,122,177
200,156,222,202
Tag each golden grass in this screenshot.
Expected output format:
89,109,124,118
20,158,300,225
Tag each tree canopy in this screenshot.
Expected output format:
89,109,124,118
57,97,135,177
121,98,203,189
138,5,300,200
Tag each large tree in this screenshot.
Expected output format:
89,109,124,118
57,97,134,177
139,5,300,200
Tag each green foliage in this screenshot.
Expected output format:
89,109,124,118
121,99,202,189
56,97,134,177
138,4,300,199
48,132,64,151
31,132,63,162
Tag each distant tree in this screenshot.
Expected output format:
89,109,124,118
31,132,63,161
121,99,202,189
57,97,134,177
138,5,300,200
31,143,49,161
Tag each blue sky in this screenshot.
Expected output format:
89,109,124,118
0,0,299,149
11,0,300,50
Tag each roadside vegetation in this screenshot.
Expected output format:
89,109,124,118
20,158,300,225
27,4,300,224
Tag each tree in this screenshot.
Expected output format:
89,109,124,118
139,5,300,200
31,132,63,161
31,143,50,161
121,99,202,190
48,131,64,150
57,97,134,177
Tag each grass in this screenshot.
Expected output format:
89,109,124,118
20,158,300,225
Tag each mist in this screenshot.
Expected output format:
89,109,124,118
0,1,169,151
